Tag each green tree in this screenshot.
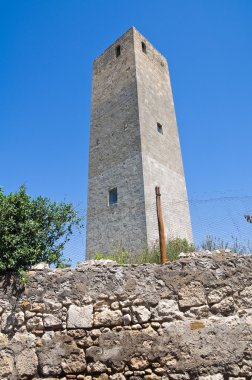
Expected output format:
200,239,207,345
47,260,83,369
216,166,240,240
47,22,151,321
0,185,83,272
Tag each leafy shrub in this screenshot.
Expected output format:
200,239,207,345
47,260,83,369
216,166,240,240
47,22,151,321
0,185,82,273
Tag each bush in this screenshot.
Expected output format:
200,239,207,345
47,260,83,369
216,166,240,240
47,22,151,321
0,185,83,273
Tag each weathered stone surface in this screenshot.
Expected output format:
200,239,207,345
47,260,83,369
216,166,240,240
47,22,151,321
86,28,192,258
27,316,44,331
94,309,122,327
239,285,252,307
0,333,8,347
132,306,151,323
198,375,224,380
207,286,233,304
0,253,251,379
110,374,126,380
178,281,206,308
61,351,86,373
87,360,107,373
0,350,14,377
16,348,38,377
151,300,183,321
210,296,235,316
31,262,49,270
44,314,62,329
130,357,148,370
67,305,93,329
186,305,209,319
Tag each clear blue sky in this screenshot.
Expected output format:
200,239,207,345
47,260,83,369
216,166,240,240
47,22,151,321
1,1,252,261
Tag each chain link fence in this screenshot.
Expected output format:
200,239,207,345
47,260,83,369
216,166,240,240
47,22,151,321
62,195,252,266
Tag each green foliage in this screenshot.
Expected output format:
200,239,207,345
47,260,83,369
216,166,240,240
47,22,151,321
94,248,129,264
166,238,195,261
94,238,195,265
0,185,82,273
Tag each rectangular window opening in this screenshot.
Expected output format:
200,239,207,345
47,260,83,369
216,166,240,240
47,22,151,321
116,45,121,57
109,188,118,205
142,41,147,54
157,122,163,134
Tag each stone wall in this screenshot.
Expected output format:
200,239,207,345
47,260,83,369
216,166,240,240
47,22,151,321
1,252,252,379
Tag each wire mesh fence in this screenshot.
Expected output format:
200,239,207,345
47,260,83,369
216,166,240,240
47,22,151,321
62,195,252,266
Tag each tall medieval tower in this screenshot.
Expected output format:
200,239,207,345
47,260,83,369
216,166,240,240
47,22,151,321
86,27,192,258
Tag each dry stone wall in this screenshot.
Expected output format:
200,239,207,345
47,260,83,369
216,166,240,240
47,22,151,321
1,252,252,379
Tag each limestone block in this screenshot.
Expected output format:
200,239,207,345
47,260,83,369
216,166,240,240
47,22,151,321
123,314,131,325
96,374,109,380
31,262,49,270
187,305,209,319
198,375,223,380
14,311,25,327
178,281,206,308
210,297,235,316
144,374,161,380
0,350,14,377
11,331,36,351
207,286,232,304
132,306,151,323
1,312,14,333
0,333,8,347
30,302,46,313
110,374,126,380
129,357,148,370
67,305,93,328
151,300,183,321
26,316,44,331
239,285,252,307
61,351,86,373
44,314,62,329
168,374,190,380
87,360,107,373
16,348,38,377
94,309,122,327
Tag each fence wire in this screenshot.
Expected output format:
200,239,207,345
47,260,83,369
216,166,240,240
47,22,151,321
62,195,252,266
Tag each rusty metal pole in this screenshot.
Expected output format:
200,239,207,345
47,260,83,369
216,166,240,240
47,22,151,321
155,186,167,264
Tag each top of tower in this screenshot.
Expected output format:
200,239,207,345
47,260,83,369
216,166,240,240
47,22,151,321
93,26,167,65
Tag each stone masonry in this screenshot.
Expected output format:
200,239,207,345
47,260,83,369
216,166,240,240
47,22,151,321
86,27,192,258
1,251,252,378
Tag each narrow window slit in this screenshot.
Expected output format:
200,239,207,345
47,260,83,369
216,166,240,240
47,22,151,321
109,188,118,205
116,45,121,57
142,42,147,54
157,123,163,134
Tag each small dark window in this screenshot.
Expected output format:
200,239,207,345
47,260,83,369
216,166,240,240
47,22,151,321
116,45,121,57
142,42,147,54
109,188,117,205
157,123,163,134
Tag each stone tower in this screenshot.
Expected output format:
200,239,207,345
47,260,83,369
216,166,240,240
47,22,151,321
86,27,192,258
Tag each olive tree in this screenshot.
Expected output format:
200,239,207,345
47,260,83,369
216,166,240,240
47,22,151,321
0,185,82,272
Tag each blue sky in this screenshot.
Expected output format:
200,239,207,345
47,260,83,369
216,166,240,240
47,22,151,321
0,1,252,261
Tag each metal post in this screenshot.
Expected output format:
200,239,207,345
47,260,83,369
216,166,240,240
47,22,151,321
155,186,167,264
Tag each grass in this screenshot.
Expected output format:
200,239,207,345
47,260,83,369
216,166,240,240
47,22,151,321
94,238,195,264
93,235,252,265
200,235,252,254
